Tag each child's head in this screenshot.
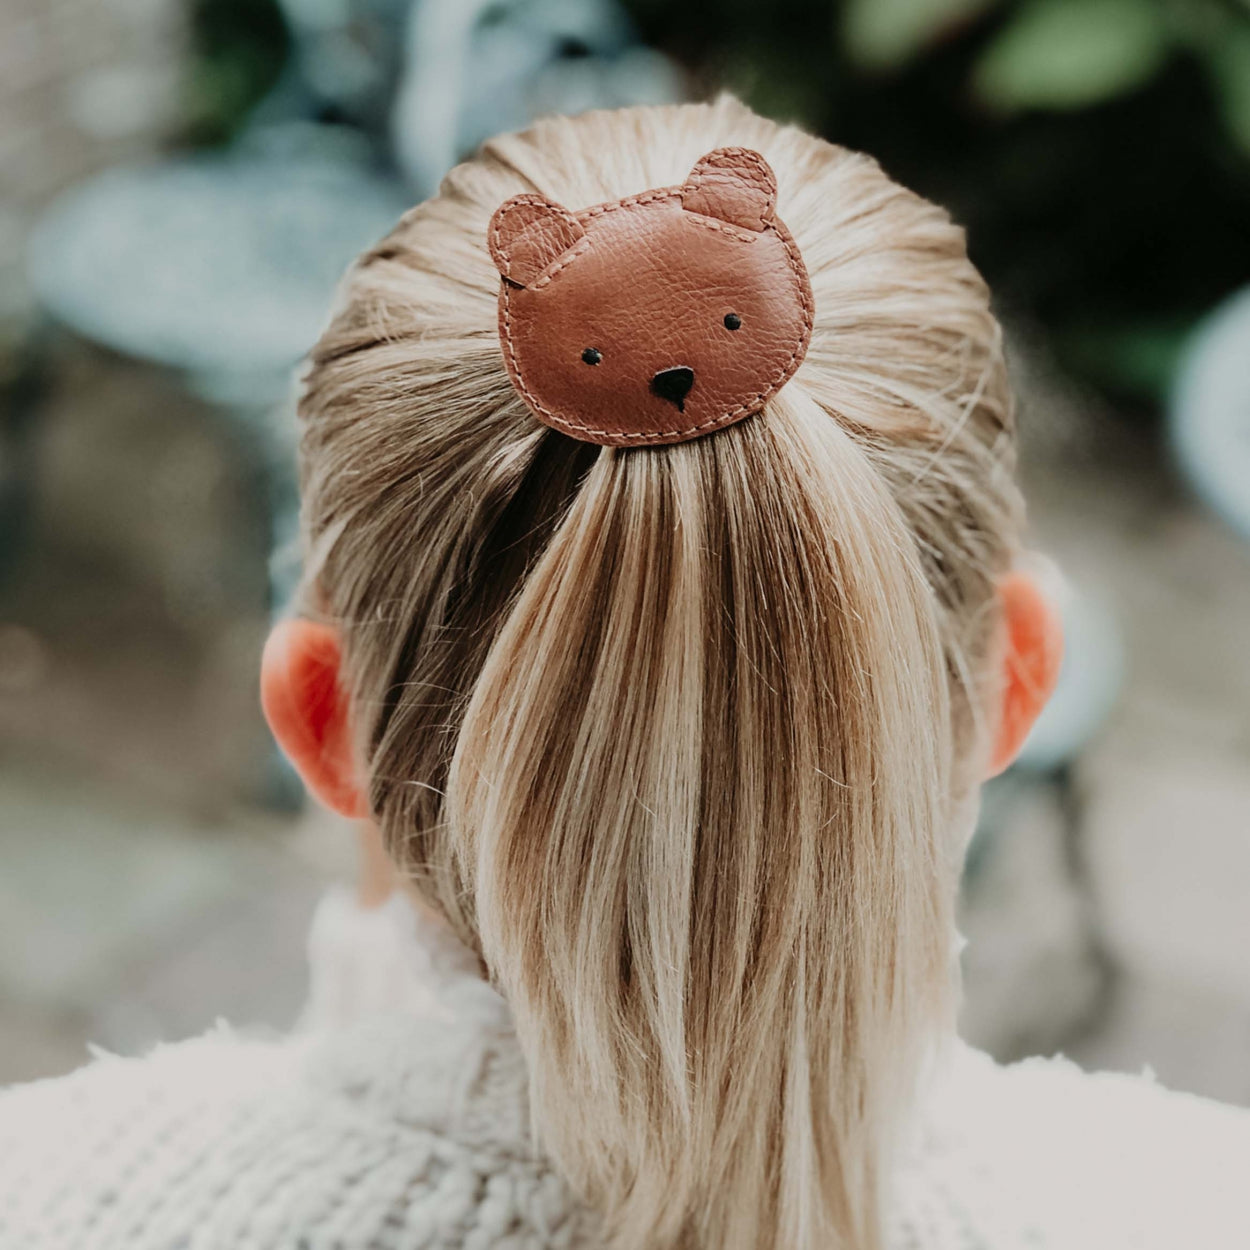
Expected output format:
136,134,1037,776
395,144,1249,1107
266,97,1059,1250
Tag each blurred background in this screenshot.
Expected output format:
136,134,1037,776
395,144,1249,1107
1,0,1248,1096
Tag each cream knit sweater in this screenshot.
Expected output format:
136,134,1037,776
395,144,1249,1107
1,888,1247,1250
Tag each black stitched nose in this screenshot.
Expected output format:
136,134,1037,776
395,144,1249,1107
650,366,695,411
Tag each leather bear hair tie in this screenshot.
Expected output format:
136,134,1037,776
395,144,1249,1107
488,147,814,448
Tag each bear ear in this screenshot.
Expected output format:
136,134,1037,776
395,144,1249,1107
489,193,586,287
680,147,778,233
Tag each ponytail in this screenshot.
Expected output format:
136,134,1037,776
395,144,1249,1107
448,387,955,1249
298,97,1018,1250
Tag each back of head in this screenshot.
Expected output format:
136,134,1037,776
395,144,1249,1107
298,96,1021,1250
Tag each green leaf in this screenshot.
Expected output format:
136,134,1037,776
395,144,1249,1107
973,0,1171,112
1060,315,1197,400
843,0,1000,70
1205,25,1250,155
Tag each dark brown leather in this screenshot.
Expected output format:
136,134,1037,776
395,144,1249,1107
488,147,814,448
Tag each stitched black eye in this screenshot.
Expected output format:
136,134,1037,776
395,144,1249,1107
581,347,602,365
724,313,742,331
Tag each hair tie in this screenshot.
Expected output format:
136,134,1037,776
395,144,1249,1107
488,147,814,448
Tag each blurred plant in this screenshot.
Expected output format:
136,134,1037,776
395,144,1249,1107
392,0,683,196
843,0,998,70
175,0,1250,412
970,0,1170,111
178,0,682,189
183,0,292,145
840,0,1250,153
1170,286,1250,541
625,0,1250,412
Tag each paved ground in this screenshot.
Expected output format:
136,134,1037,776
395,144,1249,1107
1,337,1247,1105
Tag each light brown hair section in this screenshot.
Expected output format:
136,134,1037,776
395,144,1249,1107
297,97,1022,1250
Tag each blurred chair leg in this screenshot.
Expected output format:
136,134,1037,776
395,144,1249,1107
1052,760,1120,1045
0,321,54,592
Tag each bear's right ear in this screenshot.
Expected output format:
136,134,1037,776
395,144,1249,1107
489,194,586,288
681,147,778,232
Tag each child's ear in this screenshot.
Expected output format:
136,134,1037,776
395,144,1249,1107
488,193,586,287
986,570,1065,778
260,619,366,818
681,147,778,232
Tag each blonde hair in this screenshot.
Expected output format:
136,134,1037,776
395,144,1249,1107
297,97,1021,1250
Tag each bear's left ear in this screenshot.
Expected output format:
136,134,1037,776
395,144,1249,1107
489,193,586,288
681,147,778,233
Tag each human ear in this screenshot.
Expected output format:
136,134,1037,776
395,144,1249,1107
260,619,366,818
986,570,1065,778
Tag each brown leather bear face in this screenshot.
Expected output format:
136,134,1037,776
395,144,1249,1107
488,148,814,447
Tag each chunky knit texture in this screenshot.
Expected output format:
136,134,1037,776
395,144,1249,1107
2,889,1248,1249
